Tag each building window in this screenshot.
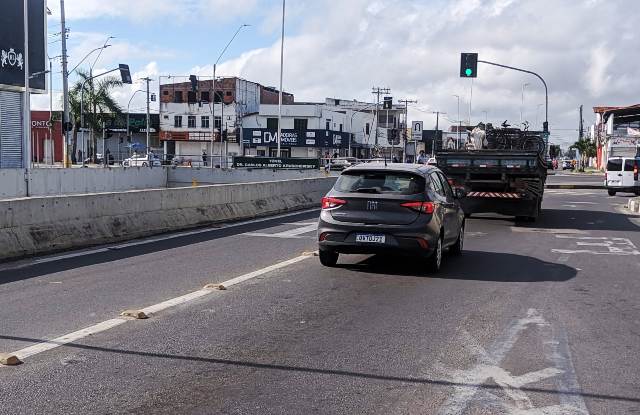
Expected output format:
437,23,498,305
188,116,196,128
174,116,182,128
163,115,169,119
257,149,266,156
339,123,343,132
214,91,222,103
200,91,210,102
187,91,197,103
174,91,183,103
226,91,232,96
365,123,370,135
201,116,210,129
163,90,169,96
267,118,278,130
294,118,308,131
326,119,330,130
214,116,221,130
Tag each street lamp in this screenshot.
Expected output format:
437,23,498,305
520,82,529,125
68,44,112,75
212,24,250,168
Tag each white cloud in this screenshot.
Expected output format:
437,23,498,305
585,44,614,97
47,0,257,23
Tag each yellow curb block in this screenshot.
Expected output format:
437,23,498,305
120,309,149,319
203,283,226,290
0,353,22,366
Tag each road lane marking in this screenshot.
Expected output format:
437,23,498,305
245,223,318,239
552,236,640,256
436,309,589,415
4,254,312,365
510,227,588,235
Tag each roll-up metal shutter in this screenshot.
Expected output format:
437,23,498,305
0,91,24,168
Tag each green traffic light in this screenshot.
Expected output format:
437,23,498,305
465,68,472,76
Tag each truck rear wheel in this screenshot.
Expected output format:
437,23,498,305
607,189,616,196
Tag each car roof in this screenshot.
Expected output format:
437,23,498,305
343,162,437,175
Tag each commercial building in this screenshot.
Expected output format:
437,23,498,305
159,77,292,165
242,98,405,159
592,104,640,169
30,110,63,163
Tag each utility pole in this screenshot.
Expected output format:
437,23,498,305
371,87,390,151
398,99,417,162
430,111,445,158
141,77,152,156
23,0,31,182
578,104,584,141
60,2,72,164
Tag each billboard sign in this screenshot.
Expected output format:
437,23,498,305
0,0,47,93
411,121,423,141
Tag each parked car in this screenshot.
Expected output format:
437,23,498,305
317,163,466,271
561,159,573,170
122,154,161,167
330,157,358,170
605,157,639,196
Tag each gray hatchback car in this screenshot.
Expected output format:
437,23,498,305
317,163,466,271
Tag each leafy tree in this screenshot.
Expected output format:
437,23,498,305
570,138,596,171
68,69,123,162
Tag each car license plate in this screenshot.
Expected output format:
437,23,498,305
356,234,385,243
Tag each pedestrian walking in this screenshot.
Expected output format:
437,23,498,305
417,150,427,164
202,150,208,167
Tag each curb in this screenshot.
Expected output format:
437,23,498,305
629,198,640,213
545,184,604,190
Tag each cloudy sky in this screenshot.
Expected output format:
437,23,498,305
38,0,640,146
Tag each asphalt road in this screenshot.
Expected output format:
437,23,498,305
1,184,639,414
547,172,605,186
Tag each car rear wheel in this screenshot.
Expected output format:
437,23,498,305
450,222,464,255
426,235,443,273
607,189,616,196
142,162,148,167
319,250,339,267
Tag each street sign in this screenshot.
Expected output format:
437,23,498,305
412,121,423,141
0,0,47,93
233,157,320,170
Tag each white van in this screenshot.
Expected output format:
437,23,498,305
605,157,639,196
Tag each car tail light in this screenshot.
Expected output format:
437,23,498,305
319,232,329,241
321,197,346,210
635,162,638,181
417,238,429,249
400,201,435,214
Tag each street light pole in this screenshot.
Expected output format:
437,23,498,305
212,23,250,168
453,95,460,150
277,0,285,158
23,0,31,179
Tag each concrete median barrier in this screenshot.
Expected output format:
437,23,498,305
629,197,640,213
0,177,336,261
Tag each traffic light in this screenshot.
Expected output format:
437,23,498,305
119,64,132,84
460,53,478,78
383,96,392,110
189,75,198,92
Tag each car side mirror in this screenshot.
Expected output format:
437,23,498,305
453,188,466,198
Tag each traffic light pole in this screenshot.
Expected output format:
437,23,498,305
477,59,548,131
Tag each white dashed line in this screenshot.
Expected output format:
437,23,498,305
4,254,312,365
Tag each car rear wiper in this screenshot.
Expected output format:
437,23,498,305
354,187,381,194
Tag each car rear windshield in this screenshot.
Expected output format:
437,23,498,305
624,159,636,171
607,159,622,171
334,170,426,195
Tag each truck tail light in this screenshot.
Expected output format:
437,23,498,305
321,197,346,210
401,201,435,214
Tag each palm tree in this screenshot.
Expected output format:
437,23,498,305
68,69,123,163
570,138,596,171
